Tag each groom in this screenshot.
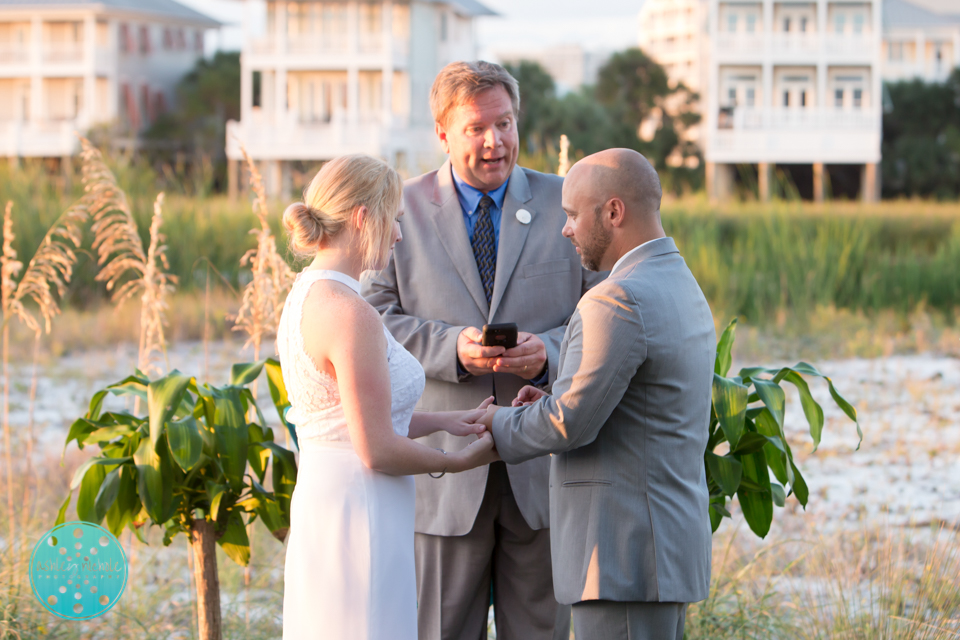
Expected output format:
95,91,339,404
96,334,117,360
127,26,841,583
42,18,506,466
363,61,601,639
481,149,715,640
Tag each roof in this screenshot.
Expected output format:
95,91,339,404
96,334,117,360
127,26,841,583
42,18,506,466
884,0,960,28
0,0,221,27
445,0,497,17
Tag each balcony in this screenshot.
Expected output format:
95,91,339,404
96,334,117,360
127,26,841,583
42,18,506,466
0,44,28,64
226,116,384,161
43,41,84,63
714,32,877,61
0,120,79,157
709,107,880,164
247,33,396,63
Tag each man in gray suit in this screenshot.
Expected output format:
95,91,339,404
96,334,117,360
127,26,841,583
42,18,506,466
363,61,601,640
480,148,716,640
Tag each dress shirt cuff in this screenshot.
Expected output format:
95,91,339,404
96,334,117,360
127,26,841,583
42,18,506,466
530,360,549,388
456,358,472,383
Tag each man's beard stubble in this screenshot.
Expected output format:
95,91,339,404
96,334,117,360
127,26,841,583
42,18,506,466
579,205,612,272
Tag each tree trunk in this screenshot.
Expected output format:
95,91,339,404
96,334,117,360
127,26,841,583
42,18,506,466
190,519,222,640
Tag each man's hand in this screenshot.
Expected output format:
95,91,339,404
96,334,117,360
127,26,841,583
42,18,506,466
492,332,547,380
512,385,549,407
457,327,506,376
479,403,499,431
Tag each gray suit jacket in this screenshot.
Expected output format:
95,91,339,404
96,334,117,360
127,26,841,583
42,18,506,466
491,238,715,605
362,161,602,536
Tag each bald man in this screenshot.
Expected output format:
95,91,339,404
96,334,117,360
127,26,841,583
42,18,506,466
480,149,716,640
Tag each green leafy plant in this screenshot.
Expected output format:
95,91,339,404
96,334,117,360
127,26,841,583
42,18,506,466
57,359,296,640
706,318,861,538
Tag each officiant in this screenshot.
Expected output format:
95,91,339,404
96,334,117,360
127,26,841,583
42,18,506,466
363,60,603,640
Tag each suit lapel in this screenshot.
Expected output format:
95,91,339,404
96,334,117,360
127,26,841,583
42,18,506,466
489,165,533,320
429,161,489,317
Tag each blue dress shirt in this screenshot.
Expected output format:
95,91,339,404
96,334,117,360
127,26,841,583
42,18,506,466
451,167,549,387
451,168,508,245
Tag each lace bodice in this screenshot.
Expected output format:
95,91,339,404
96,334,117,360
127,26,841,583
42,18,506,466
276,269,425,443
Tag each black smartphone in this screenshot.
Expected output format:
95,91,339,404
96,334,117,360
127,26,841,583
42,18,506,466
482,322,518,350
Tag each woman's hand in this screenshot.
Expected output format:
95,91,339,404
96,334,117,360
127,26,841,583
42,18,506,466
443,396,495,437
512,385,549,407
450,432,499,471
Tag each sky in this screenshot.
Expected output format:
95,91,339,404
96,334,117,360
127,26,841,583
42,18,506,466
176,0,645,57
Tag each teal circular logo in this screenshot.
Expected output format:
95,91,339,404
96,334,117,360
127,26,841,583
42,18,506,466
29,522,127,620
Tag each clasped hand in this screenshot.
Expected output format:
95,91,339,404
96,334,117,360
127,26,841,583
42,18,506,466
456,327,546,380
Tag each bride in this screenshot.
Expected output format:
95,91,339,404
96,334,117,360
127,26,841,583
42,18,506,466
277,154,499,640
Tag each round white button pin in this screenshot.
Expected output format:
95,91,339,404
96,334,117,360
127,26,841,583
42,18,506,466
516,209,532,224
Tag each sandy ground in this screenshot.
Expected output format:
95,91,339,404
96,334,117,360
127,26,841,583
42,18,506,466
5,342,960,532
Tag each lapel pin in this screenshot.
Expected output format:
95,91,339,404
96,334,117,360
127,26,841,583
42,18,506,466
516,209,532,225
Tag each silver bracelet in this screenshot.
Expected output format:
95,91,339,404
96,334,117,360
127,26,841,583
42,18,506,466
428,448,447,479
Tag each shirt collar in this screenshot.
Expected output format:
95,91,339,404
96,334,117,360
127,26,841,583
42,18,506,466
610,238,660,275
451,166,509,215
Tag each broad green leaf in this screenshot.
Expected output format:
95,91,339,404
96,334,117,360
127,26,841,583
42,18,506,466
709,497,730,532
148,371,193,449
86,389,110,421
262,441,298,515
731,431,769,456
753,379,785,429
212,388,249,493
133,438,165,522
737,449,773,538
218,512,251,567
77,463,106,523
55,491,71,526
84,424,138,445
230,361,265,386
247,427,270,484
779,370,825,451
63,418,100,455
168,416,203,472
790,460,809,507
250,480,285,534
771,483,786,508
265,358,297,448
106,467,140,537
705,452,742,497
94,468,122,522
712,374,748,450
714,318,737,377
105,376,148,402
70,456,132,490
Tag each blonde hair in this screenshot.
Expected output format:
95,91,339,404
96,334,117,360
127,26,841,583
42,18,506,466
283,154,402,270
430,60,520,129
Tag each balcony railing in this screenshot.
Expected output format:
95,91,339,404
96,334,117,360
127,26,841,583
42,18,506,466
248,34,388,57
43,41,84,63
718,106,877,131
714,32,876,58
0,120,79,157
0,44,28,64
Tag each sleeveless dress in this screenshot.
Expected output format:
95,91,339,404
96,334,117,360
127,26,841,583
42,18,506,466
278,269,425,640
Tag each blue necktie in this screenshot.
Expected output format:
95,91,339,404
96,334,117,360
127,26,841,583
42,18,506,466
471,195,496,305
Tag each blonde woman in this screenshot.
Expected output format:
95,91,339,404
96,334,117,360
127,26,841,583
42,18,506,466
278,154,499,640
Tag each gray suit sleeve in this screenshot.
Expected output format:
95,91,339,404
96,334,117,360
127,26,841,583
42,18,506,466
492,281,647,464
535,265,609,388
362,256,467,384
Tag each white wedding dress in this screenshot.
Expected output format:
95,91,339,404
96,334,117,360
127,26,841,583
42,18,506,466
278,269,425,640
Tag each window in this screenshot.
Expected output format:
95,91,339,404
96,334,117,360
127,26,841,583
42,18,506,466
252,70,261,108
834,14,845,33
746,87,755,106
889,41,903,61
163,28,172,50
853,88,862,108
139,25,150,54
853,14,864,34
746,14,756,32
800,90,807,107
727,14,737,32
835,88,843,107
194,30,203,52
176,28,185,50
728,87,737,105
800,17,808,32
119,23,131,53
784,17,791,32
783,91,790,107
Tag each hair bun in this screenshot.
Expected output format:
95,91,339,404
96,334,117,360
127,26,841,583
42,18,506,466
283,201,327,256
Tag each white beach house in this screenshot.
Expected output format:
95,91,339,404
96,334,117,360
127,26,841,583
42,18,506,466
225,0,494,197
0,0,219,159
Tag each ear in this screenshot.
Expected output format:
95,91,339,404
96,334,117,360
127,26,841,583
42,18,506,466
606,198,627,228
435,122,451,154
354,205,369,230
